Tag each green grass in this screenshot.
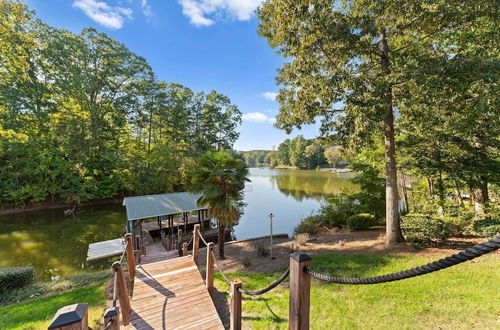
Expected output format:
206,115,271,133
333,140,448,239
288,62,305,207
214,253,500,329
0,270,112,306
0,283,107,330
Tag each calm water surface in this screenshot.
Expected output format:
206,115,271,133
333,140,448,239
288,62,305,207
0,168,355,279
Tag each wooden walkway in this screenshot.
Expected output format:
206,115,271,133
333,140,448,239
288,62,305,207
126,247,224,329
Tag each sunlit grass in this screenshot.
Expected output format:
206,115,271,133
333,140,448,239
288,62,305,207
0,283,106,330
214,253,500,329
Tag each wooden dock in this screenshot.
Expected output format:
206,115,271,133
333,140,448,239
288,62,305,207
86,238,124,262
127,254,224,329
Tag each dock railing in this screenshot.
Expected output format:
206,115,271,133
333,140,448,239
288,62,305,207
49,233,136,330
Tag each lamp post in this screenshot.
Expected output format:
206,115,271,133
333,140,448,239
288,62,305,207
269,213,275,259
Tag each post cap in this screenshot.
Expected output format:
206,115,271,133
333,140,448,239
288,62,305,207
48,303,88,329
112,261,121,269
103,306,119,318
290,251,311,262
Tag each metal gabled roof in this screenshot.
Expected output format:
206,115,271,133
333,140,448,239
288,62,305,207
122,192,206,221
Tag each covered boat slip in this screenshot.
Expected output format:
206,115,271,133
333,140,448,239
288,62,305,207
86,192,210,262
123,192,210,251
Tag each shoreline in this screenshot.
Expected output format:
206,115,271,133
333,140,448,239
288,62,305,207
0,198,123,216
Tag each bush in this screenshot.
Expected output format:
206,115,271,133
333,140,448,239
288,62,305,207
473,219,500,237
346,213,376,230
401,214,452,245
294,215,325,235
0,267,34,293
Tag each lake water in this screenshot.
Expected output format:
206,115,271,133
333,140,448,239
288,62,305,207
0,168,355,279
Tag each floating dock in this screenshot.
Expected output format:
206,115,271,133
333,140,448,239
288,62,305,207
86,238,124,262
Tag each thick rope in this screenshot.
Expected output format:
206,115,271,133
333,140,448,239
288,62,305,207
238,268,290,296
304,235,500,285
211,250,233,285
198,230,210,246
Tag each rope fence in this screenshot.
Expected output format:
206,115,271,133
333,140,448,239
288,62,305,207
238,268,290,296
304,235,500,284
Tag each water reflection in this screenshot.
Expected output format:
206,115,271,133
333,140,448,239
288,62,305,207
267,169,356,201
0,168,356,279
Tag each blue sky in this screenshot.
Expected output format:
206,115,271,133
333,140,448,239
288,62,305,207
26,0,320,150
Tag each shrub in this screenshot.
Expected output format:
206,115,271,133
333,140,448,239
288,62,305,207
401,214,452,244
473,219,500,237
294,215,324,235
295,233,310,246
0,267,34,293
346,213,376,230
253,242,270,257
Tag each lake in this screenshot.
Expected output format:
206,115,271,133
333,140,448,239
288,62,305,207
0,168,355,279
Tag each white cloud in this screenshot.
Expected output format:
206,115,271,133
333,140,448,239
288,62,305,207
243,112,275,124
73,0,133,29
260,91,278,101
178,0,264,27
141,0,153,17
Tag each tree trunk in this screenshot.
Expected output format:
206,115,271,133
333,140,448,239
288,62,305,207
218,221,226,259
380,36,404,245
452,178,464,207
436,171,445,216
427,177,434,200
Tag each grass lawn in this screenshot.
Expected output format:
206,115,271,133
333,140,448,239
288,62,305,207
214,253,500,329
0,283,107,330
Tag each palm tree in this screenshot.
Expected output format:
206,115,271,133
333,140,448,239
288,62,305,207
190,150,249,258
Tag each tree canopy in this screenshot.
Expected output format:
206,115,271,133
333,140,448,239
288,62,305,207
0,1,242,207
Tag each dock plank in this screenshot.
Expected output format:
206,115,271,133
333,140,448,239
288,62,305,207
125,255,223,330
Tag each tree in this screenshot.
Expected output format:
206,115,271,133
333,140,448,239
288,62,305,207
257,0,496,244
189,150,249,258
324,146,343,167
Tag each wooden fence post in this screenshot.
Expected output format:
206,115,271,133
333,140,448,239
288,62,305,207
103,306,120,330
112,262,131,326
206,242,215,290
182,242,188,256
289,252,311,330
124,234,135,280
48,303,88,330
230,278,242,330
193,224,200,265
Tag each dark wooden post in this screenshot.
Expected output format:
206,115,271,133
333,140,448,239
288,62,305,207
289,252,311,330
206,242,215,290
103,306,120,330
48,303,88,329
193,224,200,265
124,234,135,280
182,242,188,256
230,279,242,330
112,262,131,325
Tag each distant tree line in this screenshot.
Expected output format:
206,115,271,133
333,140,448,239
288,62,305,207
0,1,241,207
240,135,346,169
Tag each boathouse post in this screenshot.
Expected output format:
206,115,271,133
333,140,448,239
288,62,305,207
112,262,131,325
124,234,135,279
289,252,311,330
230,278,242,330
193,224,200,265
103,306,120,330
206,242,215,290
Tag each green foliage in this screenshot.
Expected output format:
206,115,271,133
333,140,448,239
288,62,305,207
0,2,242,207
346,213,377,230
401,214,452,245
473,219,500,238
190,150,249,257
0,267,33,293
